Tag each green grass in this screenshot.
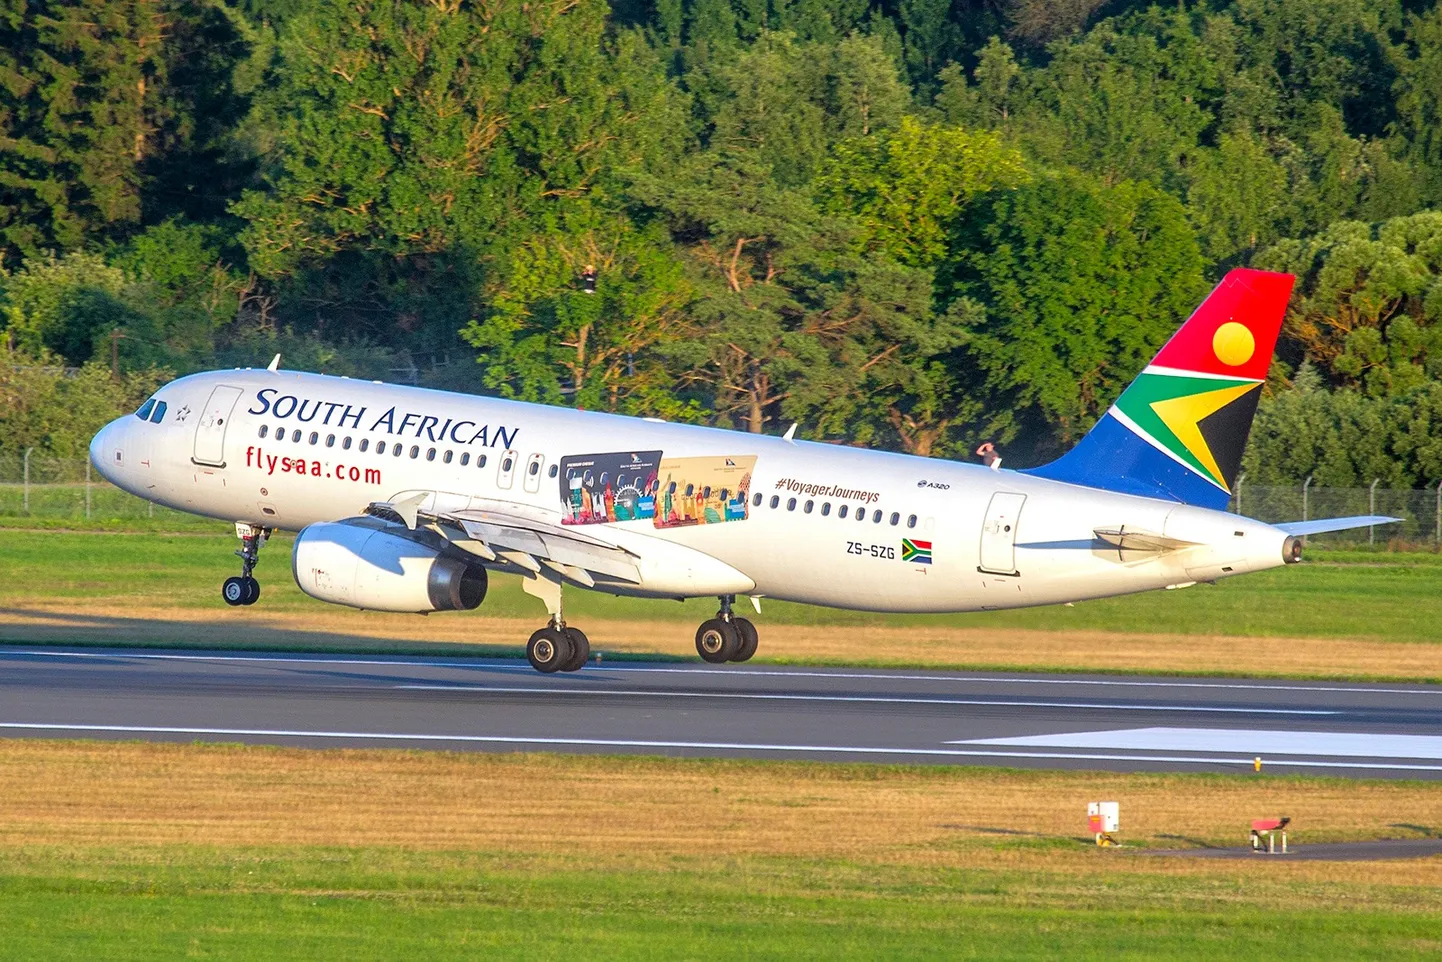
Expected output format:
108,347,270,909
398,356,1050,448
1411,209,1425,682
1,846,1439,960
2,529,1440,644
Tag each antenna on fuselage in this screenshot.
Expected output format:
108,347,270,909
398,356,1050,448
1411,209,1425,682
267,354,281,373
782,423,797,443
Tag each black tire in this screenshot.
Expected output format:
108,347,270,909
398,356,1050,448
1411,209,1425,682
527,627,573,674
695,618,739,664
562,627,590,672
732,617,758,663
222,577,247,606
242,577,261,606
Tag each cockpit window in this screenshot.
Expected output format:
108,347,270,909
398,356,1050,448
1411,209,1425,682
149,401,167,423
135,398,156,421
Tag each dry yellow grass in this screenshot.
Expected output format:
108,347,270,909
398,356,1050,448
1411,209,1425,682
3,601,1442,679
3,739,1442,890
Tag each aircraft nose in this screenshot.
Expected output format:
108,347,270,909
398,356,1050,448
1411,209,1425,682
90,418,127,485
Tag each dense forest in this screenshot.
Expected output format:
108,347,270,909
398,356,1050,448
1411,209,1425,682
4,0,1442,486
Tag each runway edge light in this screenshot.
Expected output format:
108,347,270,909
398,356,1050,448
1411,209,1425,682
1088,801,1120,847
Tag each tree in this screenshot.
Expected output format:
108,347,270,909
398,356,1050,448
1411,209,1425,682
815,116,1029,269
941,169,1208,455
1253,210,1442,398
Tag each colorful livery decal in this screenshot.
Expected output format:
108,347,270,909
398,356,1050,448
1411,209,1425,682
901,539,932,564
655,455,755,528
559,451,662,524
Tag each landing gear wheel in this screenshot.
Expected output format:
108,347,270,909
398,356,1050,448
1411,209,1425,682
732,617,758,663
527,627,573,674
695,618,739,664
561,627,590,672
242,577,261,606
222,577,248,607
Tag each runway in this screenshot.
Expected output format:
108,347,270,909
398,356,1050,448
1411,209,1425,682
3,645,1442,778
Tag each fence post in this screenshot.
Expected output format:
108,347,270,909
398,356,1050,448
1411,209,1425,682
22,447,32,513
1302,476,1313,522
1369,478,1380,546
85,458,92,520
1235,473,1245,515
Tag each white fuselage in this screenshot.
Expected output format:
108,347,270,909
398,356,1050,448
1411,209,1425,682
90,369,1294,612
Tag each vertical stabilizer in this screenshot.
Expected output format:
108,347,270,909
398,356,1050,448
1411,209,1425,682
1025,268,1294,510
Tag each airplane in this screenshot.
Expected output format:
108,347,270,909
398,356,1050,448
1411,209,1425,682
90,267,1396,673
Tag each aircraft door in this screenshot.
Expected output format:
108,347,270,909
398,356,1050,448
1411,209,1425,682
978,492,1026,575
497,449,518,489
192,385,244,467
522,453,545,494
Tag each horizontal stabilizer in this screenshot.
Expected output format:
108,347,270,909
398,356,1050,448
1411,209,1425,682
1093,527,1199,553
1274,516,1402,537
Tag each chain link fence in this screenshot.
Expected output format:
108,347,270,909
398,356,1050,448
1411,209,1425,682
2,456,1438,546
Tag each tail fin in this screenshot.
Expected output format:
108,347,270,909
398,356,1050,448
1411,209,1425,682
1025,268,1294,510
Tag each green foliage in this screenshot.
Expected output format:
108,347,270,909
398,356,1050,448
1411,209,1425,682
943,170,1208,452
1255,210,1442,397
0,344,167,459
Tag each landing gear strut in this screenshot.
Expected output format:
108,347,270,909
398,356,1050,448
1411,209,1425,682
222,522,269,607
523,574,589,673
695,595,758,664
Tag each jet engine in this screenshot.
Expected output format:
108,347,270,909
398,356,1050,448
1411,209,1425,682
291,517,488,613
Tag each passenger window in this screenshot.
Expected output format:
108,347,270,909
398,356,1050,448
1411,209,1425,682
503,456,514,471
325,434,335,447
685,484,695,497
274,424,283,438
857,508,866,522
889,512,900,526
309,432,318,445
343,437,352,450
478,454,488,468
150,401,167,423
838,505,848,519
259,425,269,439
752,493,762,507
872,509,882,523
409,445,419,458
787,498,797,511
769,495,779,509
393,444,402,457
907,514,917,529
135,399,156,420
426,448,436,461
497,449,518,489
804,500,814,514
549,464,558,478
528,461,539,475
460,453,470,466
291,429,301,442
443,450,453,464
361,439,371,453
821,502,831,516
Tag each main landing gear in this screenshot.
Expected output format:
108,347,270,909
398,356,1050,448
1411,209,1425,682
222,522,270,607
521,574,589,673
695,595,758,664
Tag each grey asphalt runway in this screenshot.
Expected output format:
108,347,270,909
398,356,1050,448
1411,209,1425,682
3,645,1442,778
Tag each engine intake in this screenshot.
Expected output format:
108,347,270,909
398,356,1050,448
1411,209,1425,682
292,518,487,613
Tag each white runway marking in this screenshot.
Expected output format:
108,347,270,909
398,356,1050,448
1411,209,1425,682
958,727,1442,759
5,721,1442,772
5,649,1437,697
395,684,1336,715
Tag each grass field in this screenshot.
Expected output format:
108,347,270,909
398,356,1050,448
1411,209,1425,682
2,529,1440,679
1,739,1441,959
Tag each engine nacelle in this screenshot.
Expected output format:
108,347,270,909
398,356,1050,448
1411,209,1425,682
292,518,488,613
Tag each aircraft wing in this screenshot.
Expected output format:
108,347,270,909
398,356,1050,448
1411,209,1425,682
1273,515,1401,537
366,494,643,587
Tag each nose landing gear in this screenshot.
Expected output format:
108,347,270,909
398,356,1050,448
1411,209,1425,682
222,522,270,607
695,595,758,664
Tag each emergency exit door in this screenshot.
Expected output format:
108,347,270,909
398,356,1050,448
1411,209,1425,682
192,385,243,467
978,492,1026,575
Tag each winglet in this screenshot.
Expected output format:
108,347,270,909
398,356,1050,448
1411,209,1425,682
267,353,281,373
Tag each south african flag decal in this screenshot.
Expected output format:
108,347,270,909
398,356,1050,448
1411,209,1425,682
901,539,932,564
